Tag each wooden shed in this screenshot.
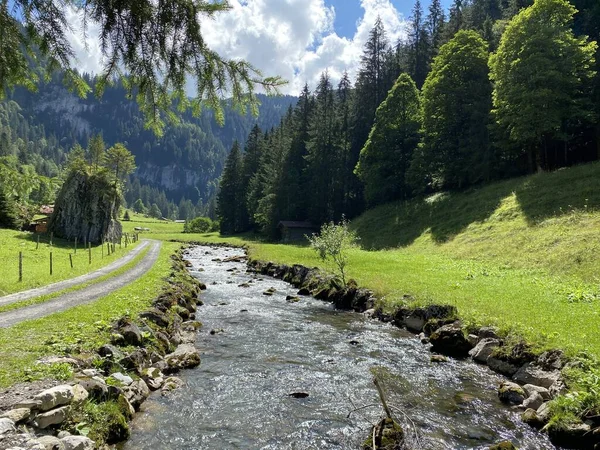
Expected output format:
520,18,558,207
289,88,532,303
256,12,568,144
278,221,315,243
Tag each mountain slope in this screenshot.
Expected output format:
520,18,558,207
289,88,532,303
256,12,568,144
7,73,296,205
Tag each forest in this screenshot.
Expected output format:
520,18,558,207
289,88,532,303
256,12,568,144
217,0,600,238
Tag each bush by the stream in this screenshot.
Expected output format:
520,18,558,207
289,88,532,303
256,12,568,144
183,217,217,233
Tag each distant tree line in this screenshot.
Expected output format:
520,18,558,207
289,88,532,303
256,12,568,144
218,0,599,238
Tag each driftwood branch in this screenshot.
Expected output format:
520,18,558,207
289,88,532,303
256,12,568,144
373,377,393,419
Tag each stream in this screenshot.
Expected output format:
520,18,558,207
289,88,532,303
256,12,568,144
123,246,556,449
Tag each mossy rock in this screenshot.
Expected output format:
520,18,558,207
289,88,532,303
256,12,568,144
362,418,404,450
489,441,517,450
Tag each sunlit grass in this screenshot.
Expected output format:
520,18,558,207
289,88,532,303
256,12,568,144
0,229,140,295
0,242,179,388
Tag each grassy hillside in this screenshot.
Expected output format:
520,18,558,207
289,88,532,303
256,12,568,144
353,162,600,285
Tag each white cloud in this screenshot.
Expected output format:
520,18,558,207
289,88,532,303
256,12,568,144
64,6,104,76
200,0,408,94
64,0,408,96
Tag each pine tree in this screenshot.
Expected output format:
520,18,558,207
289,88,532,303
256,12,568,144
306,72,337,225
348,18,391,218
87,134,105,173
417,30,493,190
489,0,597,171
276,85,313,222
335,72,353,217
356,74,421,205
427,0,446,58
217,141,244,234
240,125,264,229
408,0,431,88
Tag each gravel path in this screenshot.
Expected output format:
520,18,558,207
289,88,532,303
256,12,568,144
0,240,162,328
0,240,152,307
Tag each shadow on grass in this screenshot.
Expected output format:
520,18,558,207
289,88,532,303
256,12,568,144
353,162,600,251
514,163,600,225
14,232,80,250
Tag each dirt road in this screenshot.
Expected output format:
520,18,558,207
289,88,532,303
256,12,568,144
0,240,162,328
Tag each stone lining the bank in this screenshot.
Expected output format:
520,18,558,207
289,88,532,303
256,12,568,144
247,258,600,450
0,246,207,450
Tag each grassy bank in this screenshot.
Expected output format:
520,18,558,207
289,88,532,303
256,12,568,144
0,229,140,295
0,242,179,388
121,163,600,358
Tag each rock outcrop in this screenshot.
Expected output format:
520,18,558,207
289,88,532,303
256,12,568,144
49,170,122,244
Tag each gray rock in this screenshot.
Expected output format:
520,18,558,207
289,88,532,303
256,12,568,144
33,385,74,412
110,372,134,386
33,406,70,429
487,357,520,376
403,315,427,333
429,324,472,357
521,391,544,410
523,384,551,401
466,334,479,347
478,327,499,340
13,399,42,410
60,436,95,450
165,344,201,371
57,432,71,439
468,338,501,363
80,369,98,377
0,408,31,423
36,436,65,450
71,385,88,404
536,402,552,422
512,363,560,388
0,417,15,434
118,322,143,347
498,381,526,405
97,344,122,359
161,376,184,394
78,379,108,401
122,379,150,410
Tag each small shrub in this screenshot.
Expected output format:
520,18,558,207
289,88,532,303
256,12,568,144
123,210,131,221
308,218,359,286
183,216,213,233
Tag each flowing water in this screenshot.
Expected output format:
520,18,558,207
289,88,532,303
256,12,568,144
123,246,556,449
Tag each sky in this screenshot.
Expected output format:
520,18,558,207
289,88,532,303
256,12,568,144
66,0,453,97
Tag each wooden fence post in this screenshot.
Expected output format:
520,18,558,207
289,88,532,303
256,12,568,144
36,234,40,250
69,253,73,269
88,243,92,264
102,241,104,258
19,252,22,282
50,252,53,275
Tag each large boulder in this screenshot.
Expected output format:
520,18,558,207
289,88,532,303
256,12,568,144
33,385,74,412
469,338,501,363
512,362,560,389
48,170,122,244
33,405,70,429
164,344,201,372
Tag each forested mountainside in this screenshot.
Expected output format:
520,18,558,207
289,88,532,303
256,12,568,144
217,0,600,237
0,74,295,218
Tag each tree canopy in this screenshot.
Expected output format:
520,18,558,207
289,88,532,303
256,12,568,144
0,0,285,134
489,0,597,171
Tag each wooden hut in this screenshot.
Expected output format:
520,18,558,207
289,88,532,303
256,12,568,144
277,221,315,243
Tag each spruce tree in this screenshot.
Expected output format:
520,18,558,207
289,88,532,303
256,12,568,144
408,0,431,88
217,141,244,234
356,74,421,206
306,72,337,225
240,125,264,229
